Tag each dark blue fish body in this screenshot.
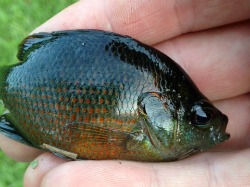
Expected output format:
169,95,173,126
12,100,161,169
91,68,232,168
0,30,229,161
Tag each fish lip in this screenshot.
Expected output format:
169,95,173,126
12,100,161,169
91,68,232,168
220,114,230,141
216,131,230,143
223,132,230,140
211,114,230,144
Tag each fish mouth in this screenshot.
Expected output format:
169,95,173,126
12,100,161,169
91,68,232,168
210,114,230,144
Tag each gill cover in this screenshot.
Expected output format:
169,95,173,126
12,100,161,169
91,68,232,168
138,92,177,155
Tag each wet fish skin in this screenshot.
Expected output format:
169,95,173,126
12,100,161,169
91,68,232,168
0,30,229,161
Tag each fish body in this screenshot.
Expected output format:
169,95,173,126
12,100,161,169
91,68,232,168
0,30,229,161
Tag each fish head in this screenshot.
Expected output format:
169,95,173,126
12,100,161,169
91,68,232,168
189,100,229,143
176,100,230,153
138,92,229,160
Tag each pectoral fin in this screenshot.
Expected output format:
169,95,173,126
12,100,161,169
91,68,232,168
62,122,141,159
63,122,135,146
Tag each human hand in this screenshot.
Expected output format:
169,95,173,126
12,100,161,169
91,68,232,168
0,0,249,186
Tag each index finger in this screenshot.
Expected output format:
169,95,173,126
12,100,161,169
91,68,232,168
32,0,250,44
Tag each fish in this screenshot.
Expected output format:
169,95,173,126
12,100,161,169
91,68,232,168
0,30,230,161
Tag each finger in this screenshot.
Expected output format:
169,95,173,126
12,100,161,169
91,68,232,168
155,21,250,100
212,93,250,151
0,134,43,162
24,153,66,187
30,149,250,187
32,0,250,44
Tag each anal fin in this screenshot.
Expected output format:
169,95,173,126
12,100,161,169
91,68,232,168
0,117,32,146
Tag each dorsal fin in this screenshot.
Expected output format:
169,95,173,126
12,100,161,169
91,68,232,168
17,32,54,62
16,29,132,62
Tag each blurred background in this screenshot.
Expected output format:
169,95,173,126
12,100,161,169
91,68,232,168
0,1,76,186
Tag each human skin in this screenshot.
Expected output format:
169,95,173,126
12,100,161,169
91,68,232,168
0,0,250,186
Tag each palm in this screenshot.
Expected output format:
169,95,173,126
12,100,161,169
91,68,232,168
0,0,249,186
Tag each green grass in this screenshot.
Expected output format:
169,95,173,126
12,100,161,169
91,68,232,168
0,1,77,186
0,152,28,187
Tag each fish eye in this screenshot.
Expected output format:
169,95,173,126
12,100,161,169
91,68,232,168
191,102,215,127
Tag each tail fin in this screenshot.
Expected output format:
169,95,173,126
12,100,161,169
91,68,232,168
0,116,32,146
0,64,16,100
0,64,34,147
